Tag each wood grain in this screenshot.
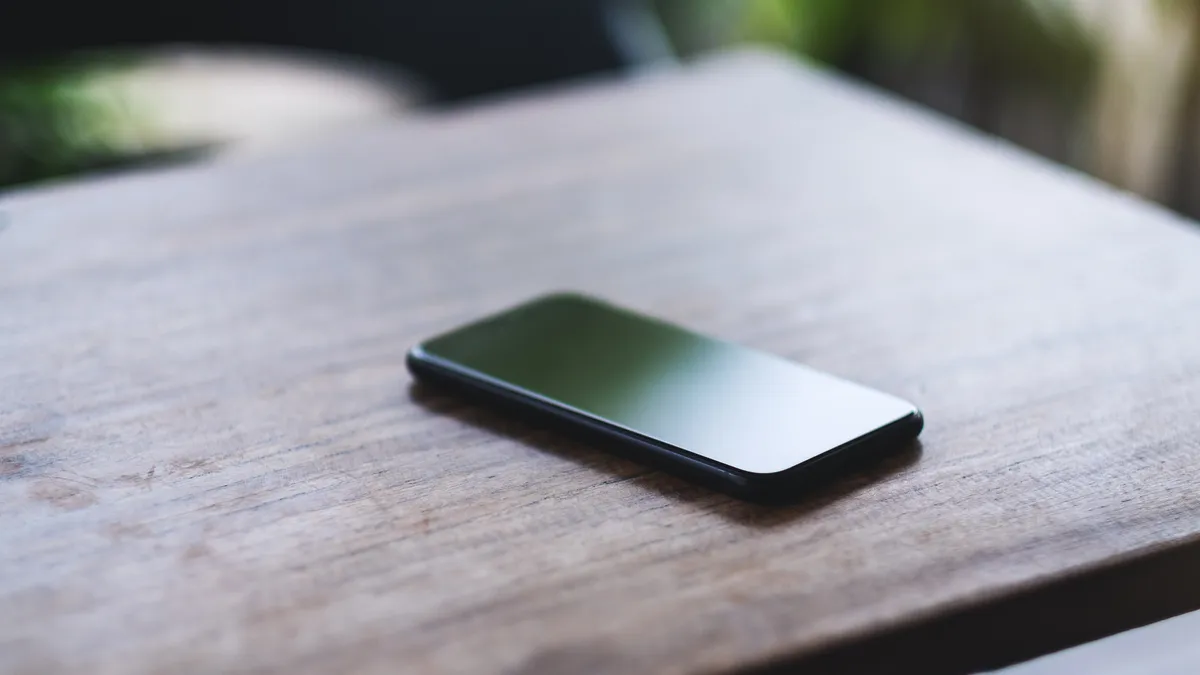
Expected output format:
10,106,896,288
4,49,1200,674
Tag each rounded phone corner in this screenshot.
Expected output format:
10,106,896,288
906,408,925,436
405,344,432,375
890,407,924,443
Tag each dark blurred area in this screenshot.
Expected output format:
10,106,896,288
3,0,1200,220
0,0,663,102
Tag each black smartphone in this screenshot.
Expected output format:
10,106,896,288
407,293,922,503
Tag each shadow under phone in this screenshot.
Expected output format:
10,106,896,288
408,382,922,526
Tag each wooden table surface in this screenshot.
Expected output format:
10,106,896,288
4,50,1200,675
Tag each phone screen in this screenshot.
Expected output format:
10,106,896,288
415,294,918,475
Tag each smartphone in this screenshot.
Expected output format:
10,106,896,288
407,293,922,503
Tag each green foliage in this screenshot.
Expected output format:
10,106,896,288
0,58,136,189
739,0,1096,93
741,0,960,61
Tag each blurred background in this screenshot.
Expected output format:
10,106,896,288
2,0,1199,216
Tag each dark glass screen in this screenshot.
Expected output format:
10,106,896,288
417,294,916,474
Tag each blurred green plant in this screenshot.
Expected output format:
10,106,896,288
739,0,1095,89
657,0,1100,167
0,57,146,189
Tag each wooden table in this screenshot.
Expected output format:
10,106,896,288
4,50,1200,675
